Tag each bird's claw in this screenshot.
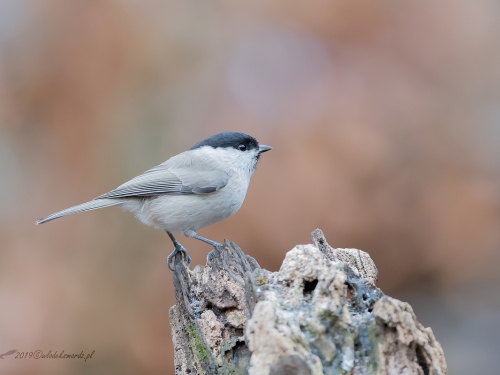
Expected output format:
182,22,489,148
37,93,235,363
206,249,215,267
167,245,192,271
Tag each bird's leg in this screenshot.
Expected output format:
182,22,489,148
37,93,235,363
166,230,191,271
188,233,222,248
185,233,222,266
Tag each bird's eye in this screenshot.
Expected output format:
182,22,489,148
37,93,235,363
238,144,247,151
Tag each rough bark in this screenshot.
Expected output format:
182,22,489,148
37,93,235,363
169,229,447,375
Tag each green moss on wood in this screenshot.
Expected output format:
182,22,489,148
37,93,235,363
189,325,208,361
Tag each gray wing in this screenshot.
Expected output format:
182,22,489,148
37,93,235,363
95,165,229,199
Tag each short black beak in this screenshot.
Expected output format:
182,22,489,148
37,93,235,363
258,145,272,153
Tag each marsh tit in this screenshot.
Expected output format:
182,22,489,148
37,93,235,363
36,132,272,270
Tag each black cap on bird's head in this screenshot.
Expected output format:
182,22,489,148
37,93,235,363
190,132,272,154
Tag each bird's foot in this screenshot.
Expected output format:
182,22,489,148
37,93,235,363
206,240,228,267
167,244,192,271
206,249,216,267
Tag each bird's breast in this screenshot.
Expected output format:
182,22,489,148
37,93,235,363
136,171,250,233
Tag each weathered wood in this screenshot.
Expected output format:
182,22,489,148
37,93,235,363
169,230,447,375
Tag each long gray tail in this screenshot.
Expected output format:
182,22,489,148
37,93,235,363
36,198,124,225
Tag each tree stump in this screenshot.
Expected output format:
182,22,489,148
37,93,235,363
169,229,447,375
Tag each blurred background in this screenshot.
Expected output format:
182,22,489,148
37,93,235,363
0,0,499,374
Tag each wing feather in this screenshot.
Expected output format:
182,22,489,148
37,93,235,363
95,166,229,199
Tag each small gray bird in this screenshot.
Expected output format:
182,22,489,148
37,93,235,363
36,132,272,270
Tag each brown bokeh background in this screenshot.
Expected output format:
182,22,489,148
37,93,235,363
1,1,499,374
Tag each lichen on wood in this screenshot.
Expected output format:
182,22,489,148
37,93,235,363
169,229,447,375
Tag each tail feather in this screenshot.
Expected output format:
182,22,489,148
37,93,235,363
36,199,124,225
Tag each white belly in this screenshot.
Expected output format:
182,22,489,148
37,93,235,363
121,175,248,235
